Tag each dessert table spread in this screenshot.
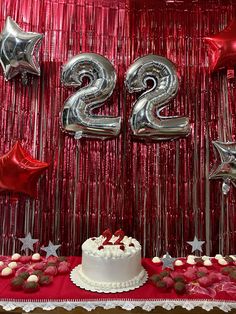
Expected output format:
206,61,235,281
0,257,236,313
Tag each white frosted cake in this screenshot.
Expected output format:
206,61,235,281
70,230,148,293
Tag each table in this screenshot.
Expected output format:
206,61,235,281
0,257,235,313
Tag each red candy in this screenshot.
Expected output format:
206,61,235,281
162,276,174,289
33,262,45,270
20,256,32,264
47,256,58,263
58,262,70,274
198,276,212,288
208,272,221,283
44,266,57,276
183,271,197,282
198,267,209,274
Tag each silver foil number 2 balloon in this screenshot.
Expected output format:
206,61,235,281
125,55,190,140
61,53,121,140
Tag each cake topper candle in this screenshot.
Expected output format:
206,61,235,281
114,229,125,245
102,229,113,245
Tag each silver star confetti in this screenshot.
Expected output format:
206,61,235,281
19,232,39,252
0,16,43,82
187,236,205,253
161,252,176,270
41,241,61,258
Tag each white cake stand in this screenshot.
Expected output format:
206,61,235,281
70,264,148,293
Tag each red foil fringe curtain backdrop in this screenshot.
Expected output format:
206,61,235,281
0,0,236,257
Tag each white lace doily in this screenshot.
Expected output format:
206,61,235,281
1,298,236,312
70,265,148,293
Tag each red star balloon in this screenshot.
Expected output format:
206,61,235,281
0,141,49,198
205,19,236,72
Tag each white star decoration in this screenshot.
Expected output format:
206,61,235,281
161,252,176,270
19,232,39,252
41,241,61,258
187,236,205,253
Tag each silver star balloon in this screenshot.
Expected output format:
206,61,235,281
187,236,205,253
209,141,236,194
19,232,39,252
41,241,61,258
0,16,43,82
161,252,176,270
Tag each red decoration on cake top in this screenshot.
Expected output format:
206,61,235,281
102,229,125,245
102,229,113,245
114,229,125,245
101,229,126,248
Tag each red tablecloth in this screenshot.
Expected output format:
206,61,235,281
0,257,236,312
